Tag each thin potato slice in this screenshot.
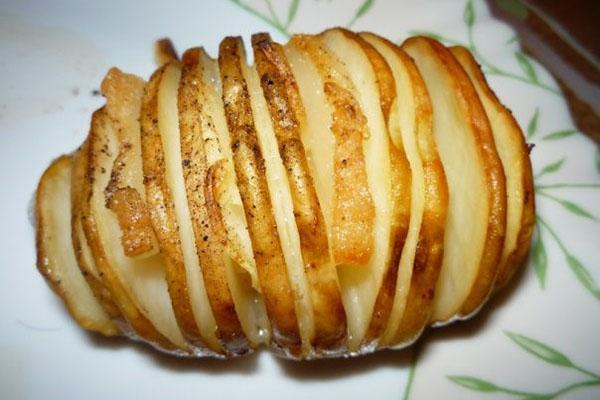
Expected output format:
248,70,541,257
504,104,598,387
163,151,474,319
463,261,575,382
101,68,158,259
339,30,412,343
219,37,301,353
363,33,448,345
36,155,118,336
82,109,184,350
71,142,122,320
402,37,506,323
450,46,535,290
252,33,346,350
194,48,271,347
179,49,252,351
140,62,222,353
287,35,375,269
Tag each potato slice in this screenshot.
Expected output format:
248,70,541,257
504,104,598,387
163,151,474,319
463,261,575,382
179,48,265,351
450,46,535,290
140,62,222,353
193,48,271,347
101,68,158,259
36,155,118,336
402,37,506,323
71,142,122,320
219,37,301,353
336,30,412,344
252,33,346,350
154,38,179,66
362,33,448,345
83,108,186,351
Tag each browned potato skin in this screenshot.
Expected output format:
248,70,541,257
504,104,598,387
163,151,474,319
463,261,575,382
290,35,375,267
71,143,122,319
81,109,175,349
449,46,535,290
101,68,158,258
251,33,346,349
218,37,301,349
155,38,179,66
139,63,211,349
178,48,246,346
336,30,411,342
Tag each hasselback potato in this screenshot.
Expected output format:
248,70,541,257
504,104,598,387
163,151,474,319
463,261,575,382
35,28,534,359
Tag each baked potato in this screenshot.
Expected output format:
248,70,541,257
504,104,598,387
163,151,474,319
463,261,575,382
35,28,534,359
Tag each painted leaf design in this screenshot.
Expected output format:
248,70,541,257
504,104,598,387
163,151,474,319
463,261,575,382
286,0,299,27
542,129,577,141
516,52,538,83
566,254,600,301
527,108,539,138
350,0,374,25
505,332,574,367
495,0,529,20
463,0,475,27
536,157,565,177
531,229,547,288
557,199,597,220
596,146,600,173
448,376,499,392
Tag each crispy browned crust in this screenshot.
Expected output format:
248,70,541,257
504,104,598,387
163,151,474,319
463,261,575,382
155,38,179,66
101,68,158,258
218,36,301,349
179,48,246,345
251,33,346,349
71,143,122,319
340,30,411,342
139,63,209,349
449,46,535,289
81,109,174,349
290,34,375,266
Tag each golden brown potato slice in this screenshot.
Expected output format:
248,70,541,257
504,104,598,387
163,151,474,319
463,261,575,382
286,31,391,350
252,33,346,350
450,46,535,290
328,29,411,345
101,68,158,259
191,47,271,348
82,108,186,351
219,36,301,353
402,37,506,323
140,62,222,353
286,35,375,270
71,142,122,320
179,49,254,351
362,33,448,345
36,155,118,336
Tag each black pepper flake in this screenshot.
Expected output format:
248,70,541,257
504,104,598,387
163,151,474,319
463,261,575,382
202,235,208,241
182,159,190,167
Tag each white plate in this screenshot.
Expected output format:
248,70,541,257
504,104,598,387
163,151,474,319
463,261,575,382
1,0,599,399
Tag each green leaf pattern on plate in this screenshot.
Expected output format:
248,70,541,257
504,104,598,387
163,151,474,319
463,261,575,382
449,333,600,398
220,0,600,398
